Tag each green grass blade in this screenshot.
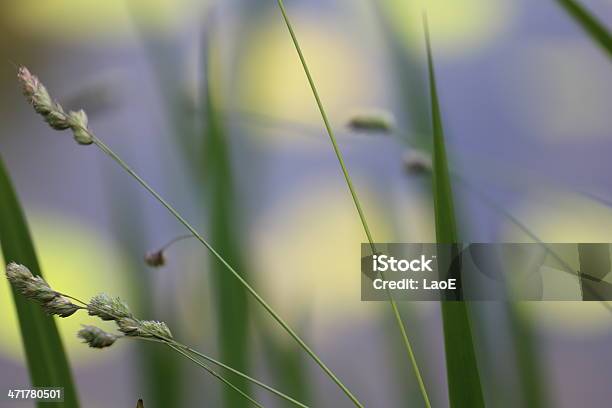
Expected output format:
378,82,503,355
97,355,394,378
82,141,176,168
423,16,485,408
555,0,612,57
0,155,80,408
202,37,251,407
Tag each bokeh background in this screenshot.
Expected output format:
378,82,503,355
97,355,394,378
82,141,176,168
1,0,612,407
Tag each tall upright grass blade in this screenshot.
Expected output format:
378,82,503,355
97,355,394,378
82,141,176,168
275,1,431,407
422,15,485,407
202,34,251,407
555,0,612,58
0,155,80,408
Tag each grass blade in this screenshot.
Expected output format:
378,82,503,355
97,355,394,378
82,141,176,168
423,15,485,407
202,34,251,407
555,0,612,58
0,154,80,407
275,1,431,407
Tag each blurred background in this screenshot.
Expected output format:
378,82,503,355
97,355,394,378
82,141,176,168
1,0,612,406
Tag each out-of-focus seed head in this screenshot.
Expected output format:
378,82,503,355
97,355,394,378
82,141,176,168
144,250,165,267
78,325,118,349
347,110,395,134
402,150,433,175
88,294,132,321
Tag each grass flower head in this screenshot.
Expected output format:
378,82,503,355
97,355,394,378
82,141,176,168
78,325,118,349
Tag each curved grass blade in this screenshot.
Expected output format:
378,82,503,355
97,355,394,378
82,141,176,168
422,15,485,408
0,155,80,407
555,0,612,58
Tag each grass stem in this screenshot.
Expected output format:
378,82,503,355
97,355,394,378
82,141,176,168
174,343,309,408
87,136,354,406
167,343,265,408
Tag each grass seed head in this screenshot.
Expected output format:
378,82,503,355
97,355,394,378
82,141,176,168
144,250,166,267
67,110,93,145
7,262,55,302
117,318,172,340
78,325,118,349
116,317,141,337
43,296,80,317
6,262,35,290
6,263,80,317
139,320,173,339
117,318,173,340
88,294,132,321
17,66,94,145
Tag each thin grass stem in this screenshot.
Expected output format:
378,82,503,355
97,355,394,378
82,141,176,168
156,234,194,252
275,1,431,407
83,135,353,406
173,344,310,408
166,343,265,408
